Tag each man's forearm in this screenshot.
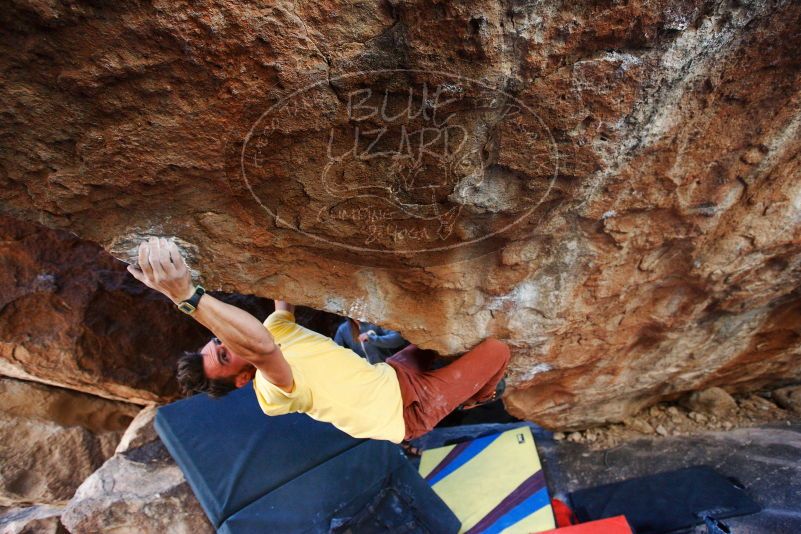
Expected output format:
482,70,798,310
369,331,406,349
193,293,277,364
274,300,295,313
125,237,292,386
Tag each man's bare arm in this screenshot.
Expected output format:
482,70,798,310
274,300,295,314
191,294,293,389
126,237,293,389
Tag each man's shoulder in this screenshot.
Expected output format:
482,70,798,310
264,309,295,327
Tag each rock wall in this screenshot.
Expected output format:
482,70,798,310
0,216,337,404
61,406,214,534
0,505,66,534
0,215,218,403
0,377,139,507
1,0,800,427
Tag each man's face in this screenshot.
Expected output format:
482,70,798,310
201,337,256,388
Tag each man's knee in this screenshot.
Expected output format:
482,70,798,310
480,337,511,366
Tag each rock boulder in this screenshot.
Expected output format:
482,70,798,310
61,406,214,534
1,0,800,427
0,505,66,534
0,378,138,507
0,215,220,403
774,385,801,415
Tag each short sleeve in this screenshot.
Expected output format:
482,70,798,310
264,310,297,340
252,368,312,415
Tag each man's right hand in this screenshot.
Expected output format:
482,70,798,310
127,237,194,304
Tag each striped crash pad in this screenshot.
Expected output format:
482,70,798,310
418,425,555,533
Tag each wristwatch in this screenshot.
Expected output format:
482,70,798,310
177,286,205,315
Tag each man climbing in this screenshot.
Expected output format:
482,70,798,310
127,237,509,443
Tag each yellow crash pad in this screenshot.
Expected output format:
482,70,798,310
418,426,555,534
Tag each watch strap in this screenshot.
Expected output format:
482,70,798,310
177,285,205,314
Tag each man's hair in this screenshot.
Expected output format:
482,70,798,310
176,350,237,399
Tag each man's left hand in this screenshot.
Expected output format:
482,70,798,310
358,330,376,343
127,237,194,304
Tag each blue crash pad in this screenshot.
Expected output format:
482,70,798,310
155,384,460,533
221,439,452,534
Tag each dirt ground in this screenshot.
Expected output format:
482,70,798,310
553,386,801,451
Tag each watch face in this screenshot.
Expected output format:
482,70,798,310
178,302,196,314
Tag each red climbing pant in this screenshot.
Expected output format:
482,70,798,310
386,338,510,441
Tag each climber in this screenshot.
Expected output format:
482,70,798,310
127,237,509,443
333,317,409,364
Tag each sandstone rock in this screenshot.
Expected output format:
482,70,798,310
1,0,800,428
61,451,213,534
688,411,707,423
773,385,801,414
0,215,221,404
0,378,135,507
0,215,344,405
0,414,105,507
626,418,654,435
682,387,738,416
0,378,139,437
739,394,779,413
62,407,213,534
751,395,777,411
114,405,159,454
0,505,66,534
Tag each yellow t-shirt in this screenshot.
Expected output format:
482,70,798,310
252,310,406,443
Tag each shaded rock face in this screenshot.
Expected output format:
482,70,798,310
62,406,214,534
0,505,66,534
0,414,104,506
774,385,801,414
0,215,221,403
1,0,800,427
0,216,336,403
0,377,139,437
0,378,139,507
